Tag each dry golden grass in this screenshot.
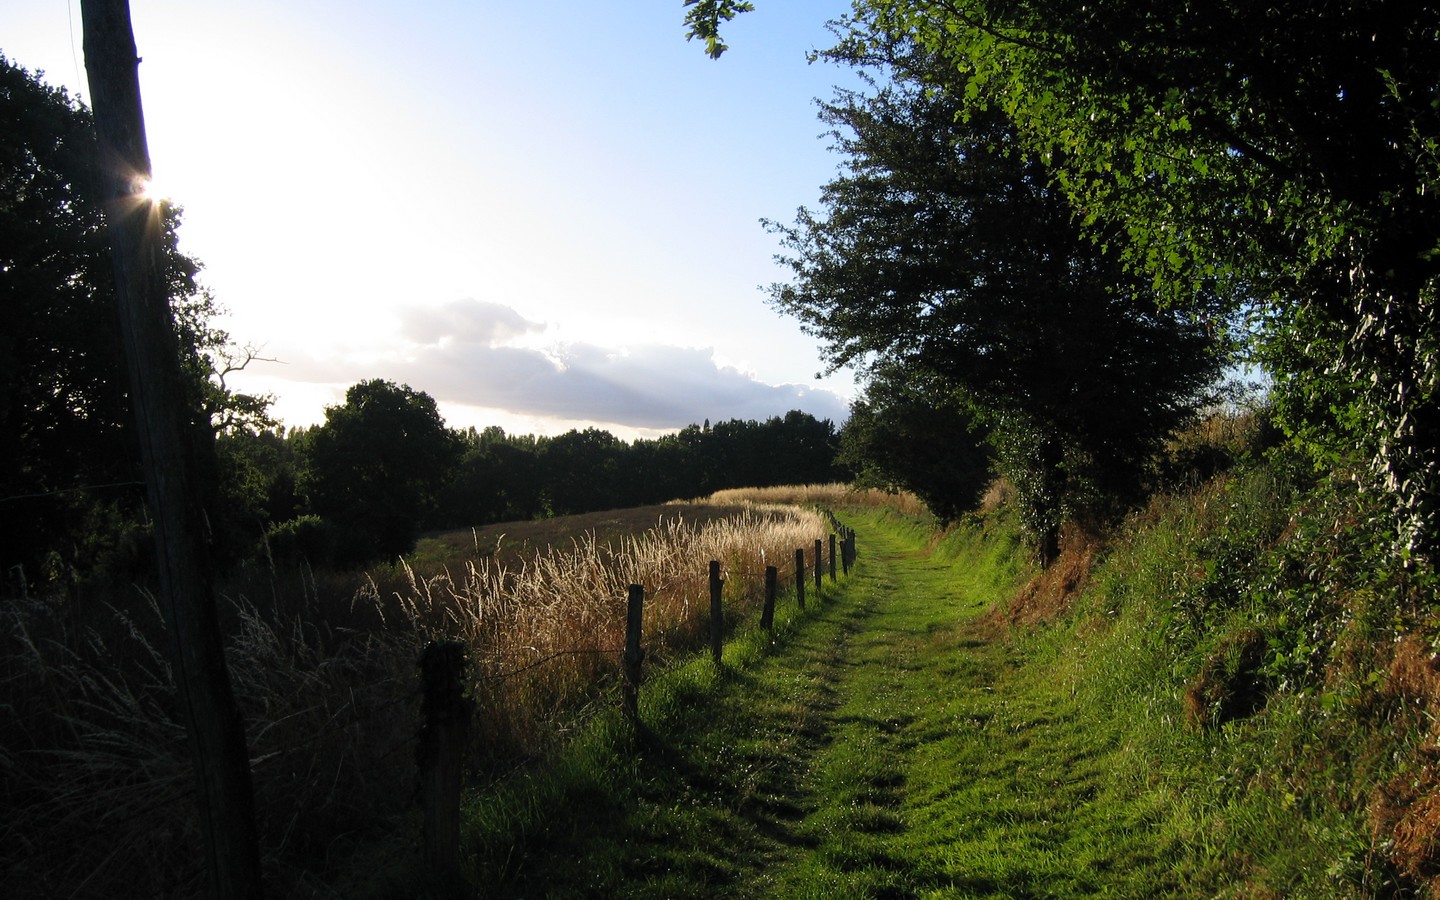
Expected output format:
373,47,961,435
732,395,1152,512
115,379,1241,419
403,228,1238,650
0,493,845,897
703,482,929,517
389,502,833,763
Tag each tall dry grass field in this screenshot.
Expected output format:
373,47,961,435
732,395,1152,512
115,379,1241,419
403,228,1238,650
705,483,929,518
1,497,839,897
392,503,833,767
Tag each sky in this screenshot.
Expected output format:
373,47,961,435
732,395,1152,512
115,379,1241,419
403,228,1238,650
2,0,864,439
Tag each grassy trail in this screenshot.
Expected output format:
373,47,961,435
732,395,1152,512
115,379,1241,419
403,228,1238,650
479,511,1172,898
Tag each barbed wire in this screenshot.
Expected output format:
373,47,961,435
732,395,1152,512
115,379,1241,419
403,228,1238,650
477,646,623,682
0,480,145,504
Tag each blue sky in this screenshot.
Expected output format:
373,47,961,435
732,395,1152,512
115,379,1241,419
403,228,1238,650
2,0,862,437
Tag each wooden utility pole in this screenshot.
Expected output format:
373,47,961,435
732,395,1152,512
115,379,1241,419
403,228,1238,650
79,2,263,897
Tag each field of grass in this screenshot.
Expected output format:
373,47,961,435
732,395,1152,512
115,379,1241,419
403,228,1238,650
454,505,1177,898
1,488,895,898
8,455,1437,897
442,450,1437,897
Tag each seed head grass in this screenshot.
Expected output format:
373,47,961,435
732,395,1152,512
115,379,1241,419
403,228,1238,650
0,488,892,898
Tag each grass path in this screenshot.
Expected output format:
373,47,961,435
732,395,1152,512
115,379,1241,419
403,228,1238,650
476,512,1175,898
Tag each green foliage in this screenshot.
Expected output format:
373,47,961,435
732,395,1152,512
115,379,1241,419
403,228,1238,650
0,55,270,589
769,38,1225,556
427,411,845,531
300,380,462,566
430,426,542,528
682,0,755,59
839,364,992,523
538,427,626,515
853,0,1440,566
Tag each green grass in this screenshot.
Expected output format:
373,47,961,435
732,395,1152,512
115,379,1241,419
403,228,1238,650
425,472,1424,898
444,508,1174,897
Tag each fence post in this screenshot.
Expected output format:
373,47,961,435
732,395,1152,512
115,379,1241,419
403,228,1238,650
795,548,806,609
623,584,645,724
418,640,471,884
829,534,838,582
761,565,777,632
814,539,823,595
709,560,724,665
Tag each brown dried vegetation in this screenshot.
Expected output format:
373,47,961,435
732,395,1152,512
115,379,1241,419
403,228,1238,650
1371,635,1440,894
985,522,1099,630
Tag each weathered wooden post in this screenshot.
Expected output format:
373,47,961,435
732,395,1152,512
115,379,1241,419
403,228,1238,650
761,565,778,632
81,4,261,895
829,534,838,581
795,548,806,609
623,584,645,724
709,560,724,665
418,640,472,884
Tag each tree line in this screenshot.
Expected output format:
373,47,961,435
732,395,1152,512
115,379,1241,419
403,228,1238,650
17,0,1440,583
686,0,1440,572
222,387,843,569
0,54,843,592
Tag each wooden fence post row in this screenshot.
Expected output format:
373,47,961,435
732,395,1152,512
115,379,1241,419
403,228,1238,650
819,509,856,575
415,538,858,871
418,640,472,883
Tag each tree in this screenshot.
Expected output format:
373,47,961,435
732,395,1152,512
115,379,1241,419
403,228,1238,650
845,0,1440,565
1,54,270,588
300,380,461,566
1,54,137,585
430,426,543,528
682,0,756,59
767,38,1224,558
537,427,627,516
839,364,992,523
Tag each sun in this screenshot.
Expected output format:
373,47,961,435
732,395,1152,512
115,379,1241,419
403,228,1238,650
132,174,172,205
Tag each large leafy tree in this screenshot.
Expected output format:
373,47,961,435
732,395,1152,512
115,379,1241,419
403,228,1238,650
0,55,266,588
841,0,1440,565
839,363,992,523
300,379,462,566
766,38,1224,558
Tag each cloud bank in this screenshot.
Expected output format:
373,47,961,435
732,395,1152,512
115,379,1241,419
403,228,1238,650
262,298,849,431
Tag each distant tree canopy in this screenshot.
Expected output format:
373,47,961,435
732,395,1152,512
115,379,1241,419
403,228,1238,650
768,38,1225,559
211,399,848,570
430,408,846,528
299,380,463,566
0,55,267,589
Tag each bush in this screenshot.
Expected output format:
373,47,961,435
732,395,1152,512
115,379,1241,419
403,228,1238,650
264,515,334,565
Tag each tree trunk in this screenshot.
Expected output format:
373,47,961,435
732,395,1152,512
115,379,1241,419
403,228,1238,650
79,3,264,897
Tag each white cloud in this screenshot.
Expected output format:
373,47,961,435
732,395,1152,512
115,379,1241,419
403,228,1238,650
397,298,543,347
248,299,849,433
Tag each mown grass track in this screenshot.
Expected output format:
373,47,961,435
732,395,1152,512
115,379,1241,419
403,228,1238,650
472,509,1174,898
